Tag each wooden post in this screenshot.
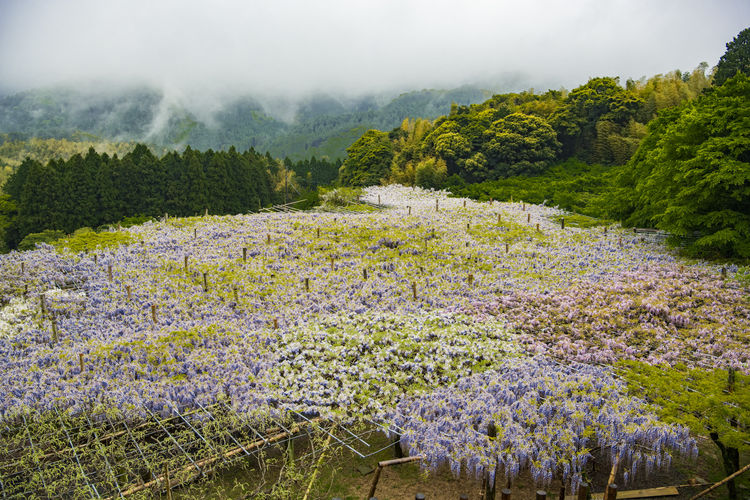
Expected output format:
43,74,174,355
618,236,622,246
408,206,412,215
165,464,172,500
363,268,368,280
304,277,310,292
273,318,278,329
501,490,511,500
24,284,28,296
79,353,84,373
497,213,501,224
151,304,157,325
266,234,271,244
184,255,188,271
561,218,565,230
193,228,197,239
126,285,132,300
330,256,335,271
94,254,98,264
536,223,540,232
463,200,466,208
242,247,247,261
394,433,404,458
51,314,59,343
577,482,589,500
505,243,509,253
527,213,531,223
522,203,525,211
467,222,470,231
490,197,493,205
468,274,474,286
378,194,381,205
412,282,417,300
21,262,24,273
368,466,383,499
203,272,208,292
435,198,439,211
604,484,617,500
483,422,497,500
233,286,239,303
535,492,546,500
107,265,112,281
604,226,608,234
316,228,320,238
40,294,46,316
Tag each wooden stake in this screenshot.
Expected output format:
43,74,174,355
604,226,608,234
536,223,540,232
94,254,98,264
561,218,565,229
151,304,157,325
40,294,46,316
378,194,381,205
468,274,474,286
467,222,470,231
483,422,498,500
412,282,417,300
527,213,531,223
497,213,501,224
21,262,24,273
463,200,466,208
273,318,279,329
203,272,208,292
330,256,335,270
489,197,493,205
305,277,309,292
316,228,320,238
435,199,439,212
522,203,525,211
79,353,84,373
126,285,132,300
51,314,59,343
363,268,368,280
194,228,197,239
604,484,617,500
165,464,172,500
242,247,247,261
107,265,113,282
505,243,509,253
577,482,589,500
267,234,271,244
408,206,411,215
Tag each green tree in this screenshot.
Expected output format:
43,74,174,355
550,77,643,162
714,27,750,87
480,112,561,179
620,362,749,500
623,74,750,257
339,130,394,186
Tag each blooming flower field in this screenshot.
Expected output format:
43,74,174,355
0,185,747,494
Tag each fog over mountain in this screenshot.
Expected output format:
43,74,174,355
0,0,747,157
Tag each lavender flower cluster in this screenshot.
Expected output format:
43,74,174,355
388,356,697,493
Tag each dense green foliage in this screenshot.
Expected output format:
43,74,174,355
1,145,281,249
0,86,489,161
0,134,140,189
339,66,711,190
448,159,623,219
621,74,750,257
620,361,749,499
338,130,394,186
714,27,750,87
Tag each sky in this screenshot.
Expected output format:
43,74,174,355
0,0,748,99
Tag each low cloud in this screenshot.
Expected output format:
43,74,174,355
0,0,747,100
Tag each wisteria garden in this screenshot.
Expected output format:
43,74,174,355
0,185,748,498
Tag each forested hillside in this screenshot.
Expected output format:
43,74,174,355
0,145,341,251
0,86,490,160
337,27,750,258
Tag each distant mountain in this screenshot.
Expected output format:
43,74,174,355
0,85,493,160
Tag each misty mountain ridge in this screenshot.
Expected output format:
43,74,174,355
0,84,496,159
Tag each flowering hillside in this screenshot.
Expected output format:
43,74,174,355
0,185,747,494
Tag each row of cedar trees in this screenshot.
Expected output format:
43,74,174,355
3,145,282,249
